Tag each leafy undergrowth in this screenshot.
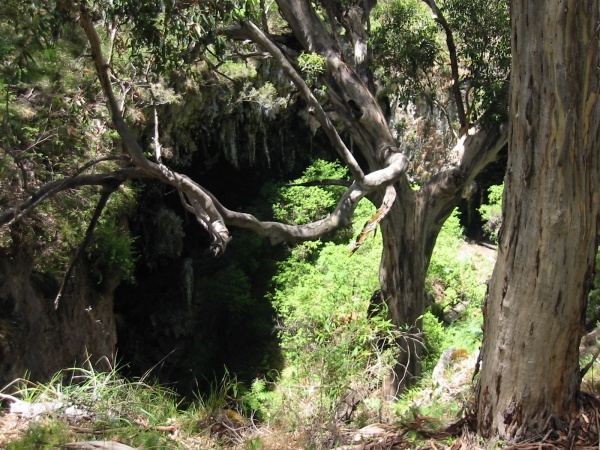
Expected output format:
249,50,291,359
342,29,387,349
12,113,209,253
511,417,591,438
3,362,600,450
0,188,501,449
3,241,600,449
0,360,478,450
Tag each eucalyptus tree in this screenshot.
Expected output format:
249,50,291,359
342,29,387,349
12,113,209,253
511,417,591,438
2,0,510,388
476,0,600,442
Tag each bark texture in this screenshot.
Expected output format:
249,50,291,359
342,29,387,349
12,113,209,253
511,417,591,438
476,0,600,441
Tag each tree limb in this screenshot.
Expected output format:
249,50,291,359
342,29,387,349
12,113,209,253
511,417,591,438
580,346,600,379
422,0,468,132
0,165,143,227
213,152,407,245
75,3,411,252
54,185,119,309
422,118,508,205
240,19,366,183
79,4,232,256
274,0,404,170
286,179,352,188
348,184,396,255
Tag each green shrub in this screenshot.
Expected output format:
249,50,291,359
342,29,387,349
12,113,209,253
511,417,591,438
271,159,349,226
251,160,401,436
425,208,491,360
297,52,325,86
427,209,486,312
478,183,504,243
421,311,446,373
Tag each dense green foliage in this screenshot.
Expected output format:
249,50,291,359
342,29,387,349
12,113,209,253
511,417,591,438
441,0,511,119
0,7,138,281
371,0,441,102
478,183,503,243
586,248,600,328
265,161,394,428
372,0,510,123
271,159,349,225
233,161,494,440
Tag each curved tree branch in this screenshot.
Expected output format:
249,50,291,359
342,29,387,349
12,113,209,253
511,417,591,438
0,167,144,227
74,3,412,253
214,151,408,245
286,178,352,188
79,4,232,256
349,184,396,255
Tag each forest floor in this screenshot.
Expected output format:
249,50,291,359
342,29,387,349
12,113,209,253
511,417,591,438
2,242,600,449
458,241,497,264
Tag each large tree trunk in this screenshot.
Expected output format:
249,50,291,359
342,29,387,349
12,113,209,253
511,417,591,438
269,0,508,392
476,0,600,442
379,201,442,388
378,169,480,389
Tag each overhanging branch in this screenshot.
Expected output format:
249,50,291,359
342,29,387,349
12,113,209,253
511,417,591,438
286,179,352,188
212,152,408,245
0,167,144,227
75,4,411,252
79,4,232,256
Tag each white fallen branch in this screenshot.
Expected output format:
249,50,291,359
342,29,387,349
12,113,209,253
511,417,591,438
0,392,90,420
0,393,63,418
62,442,137,450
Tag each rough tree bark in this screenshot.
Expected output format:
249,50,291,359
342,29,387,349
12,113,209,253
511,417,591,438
476,0,600,442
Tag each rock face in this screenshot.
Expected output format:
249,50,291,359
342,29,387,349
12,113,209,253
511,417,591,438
0,255,116,389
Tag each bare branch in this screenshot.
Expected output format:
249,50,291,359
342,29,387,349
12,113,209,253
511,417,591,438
0,163,141,227
453,112,509,183
348,184,396,255
259,0,269,32
75,4,410,252
422,0,468,132
78,4,232,256
286,179,352,188
580,346,600,379
240,20,366,183
54,186,117,309
217,24,299,50
213,152,407,245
